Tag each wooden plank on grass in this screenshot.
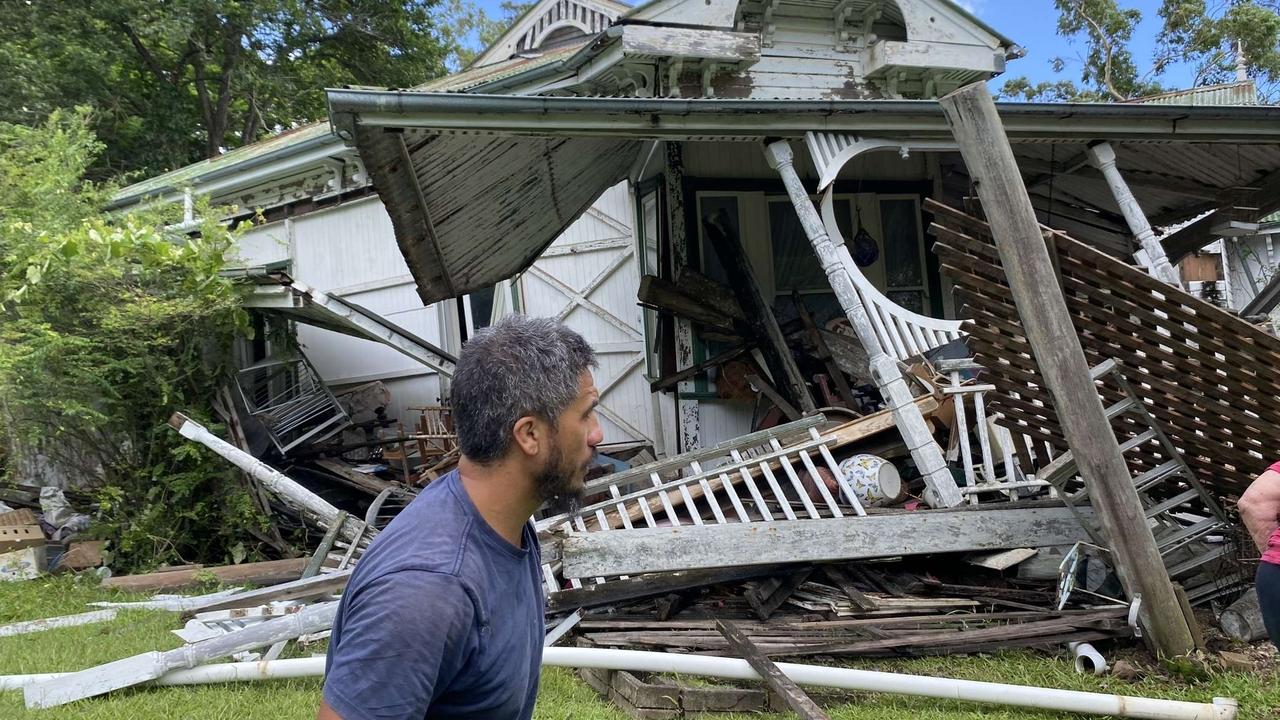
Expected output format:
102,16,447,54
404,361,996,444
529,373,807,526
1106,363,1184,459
101,558,307,593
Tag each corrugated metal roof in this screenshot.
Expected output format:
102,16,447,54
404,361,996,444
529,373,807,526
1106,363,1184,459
114,122,333,204
354,126,641,304
1127,81,1258,106
414,44,586,92
112,45,588,207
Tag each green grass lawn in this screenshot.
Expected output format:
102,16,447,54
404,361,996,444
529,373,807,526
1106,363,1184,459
0,576,1276,719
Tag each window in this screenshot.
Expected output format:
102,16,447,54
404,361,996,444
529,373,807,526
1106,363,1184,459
878,196,928,314
637,184,662,378
768,197,854,327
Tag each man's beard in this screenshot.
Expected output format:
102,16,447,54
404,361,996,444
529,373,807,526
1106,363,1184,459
536,442,595,515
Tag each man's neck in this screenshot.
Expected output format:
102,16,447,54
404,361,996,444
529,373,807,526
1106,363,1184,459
457,457,542,548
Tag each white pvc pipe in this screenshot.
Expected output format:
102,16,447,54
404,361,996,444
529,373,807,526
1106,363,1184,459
0,657,327,691
0,647,1236,720
1069,641,1108,676
542,648,1236,720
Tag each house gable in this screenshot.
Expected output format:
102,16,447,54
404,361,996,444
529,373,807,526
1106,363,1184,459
498,0,1020,99
472,0,632,68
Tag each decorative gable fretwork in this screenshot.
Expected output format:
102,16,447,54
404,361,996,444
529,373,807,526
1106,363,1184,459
516,0,614,53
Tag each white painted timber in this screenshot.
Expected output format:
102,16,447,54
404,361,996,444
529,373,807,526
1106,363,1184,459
24,602,338,708
89,588,248,612
560,506,1093,578
620,26,760,64
0,609,119,638
866,40,1004,77
171,414,368,545
245,275,457,377
520,182,656,446
764,140,962,507
472,0,626,67
1086,142,1182,287
624,0,739,28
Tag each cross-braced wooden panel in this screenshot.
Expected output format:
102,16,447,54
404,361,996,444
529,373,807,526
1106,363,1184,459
928,199,1280,500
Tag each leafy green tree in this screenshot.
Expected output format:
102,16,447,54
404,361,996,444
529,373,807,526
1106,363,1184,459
0,109,266,570
0,1,469,181
1157,0,1280,97
999,0,1279,103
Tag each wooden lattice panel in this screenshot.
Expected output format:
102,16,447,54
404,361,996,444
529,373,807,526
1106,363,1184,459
928,199,1280,500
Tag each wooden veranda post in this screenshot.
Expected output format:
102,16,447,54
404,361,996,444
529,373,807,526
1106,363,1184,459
938,82,1195,657
763,141,963,508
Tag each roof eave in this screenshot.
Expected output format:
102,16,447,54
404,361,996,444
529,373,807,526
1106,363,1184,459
109,131,343,211
325,91,1280,144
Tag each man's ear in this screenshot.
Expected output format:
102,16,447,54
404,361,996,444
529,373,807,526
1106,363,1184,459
511,415,541,458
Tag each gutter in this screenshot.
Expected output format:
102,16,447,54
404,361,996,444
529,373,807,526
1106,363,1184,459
326,90,1280,142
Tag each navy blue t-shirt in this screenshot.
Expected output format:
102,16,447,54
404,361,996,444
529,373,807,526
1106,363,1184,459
323,470,544,720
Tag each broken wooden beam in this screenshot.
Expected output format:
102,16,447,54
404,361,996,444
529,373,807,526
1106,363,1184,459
181,568,353,618
939,82,1195,658
703,208,817,415
101,558,307,593
24,601,338,708
559,506,1093,578
169,413,370,546
717,620,831,720
547,564,797,613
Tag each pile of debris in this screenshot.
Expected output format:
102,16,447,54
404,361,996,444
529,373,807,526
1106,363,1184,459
0,487,103,583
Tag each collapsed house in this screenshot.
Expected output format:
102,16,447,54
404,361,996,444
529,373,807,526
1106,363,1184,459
32,0,1279,715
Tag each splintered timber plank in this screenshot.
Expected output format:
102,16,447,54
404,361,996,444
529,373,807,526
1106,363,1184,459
560,507,1091,578
547,565,799,613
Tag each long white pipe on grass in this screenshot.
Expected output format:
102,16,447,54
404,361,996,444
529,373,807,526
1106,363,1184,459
0,647,1236,719
0,657,325,691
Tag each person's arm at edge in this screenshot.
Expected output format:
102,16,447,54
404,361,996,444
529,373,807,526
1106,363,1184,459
1239,468,1280,553
316,701,342,720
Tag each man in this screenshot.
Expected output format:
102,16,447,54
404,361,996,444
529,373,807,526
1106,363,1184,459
1239,461,1280,650
318,315,603,720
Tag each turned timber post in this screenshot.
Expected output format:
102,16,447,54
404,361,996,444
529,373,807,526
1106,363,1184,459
763,140,963,508
1086,142,1181,287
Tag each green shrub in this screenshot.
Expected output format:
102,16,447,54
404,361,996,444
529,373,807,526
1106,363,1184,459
0,109,268,571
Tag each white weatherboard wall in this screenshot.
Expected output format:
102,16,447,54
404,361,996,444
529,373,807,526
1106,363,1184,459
231,196,448,424
519,183,658,447
230,188,664,450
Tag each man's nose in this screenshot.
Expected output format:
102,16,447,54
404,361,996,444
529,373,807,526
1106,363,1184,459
588,421,604,447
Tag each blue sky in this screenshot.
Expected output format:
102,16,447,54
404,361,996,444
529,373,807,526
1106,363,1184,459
959,0,1199,92
467,0,1200,94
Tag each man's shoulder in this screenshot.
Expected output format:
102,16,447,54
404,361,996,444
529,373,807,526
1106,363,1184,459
360,473,474,571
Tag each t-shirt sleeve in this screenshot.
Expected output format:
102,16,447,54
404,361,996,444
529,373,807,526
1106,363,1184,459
323,570,476,720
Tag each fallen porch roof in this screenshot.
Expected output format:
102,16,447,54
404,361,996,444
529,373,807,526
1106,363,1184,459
326,90,1280,303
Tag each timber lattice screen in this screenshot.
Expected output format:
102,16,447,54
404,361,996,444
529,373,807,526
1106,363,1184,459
928,199,1279,501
